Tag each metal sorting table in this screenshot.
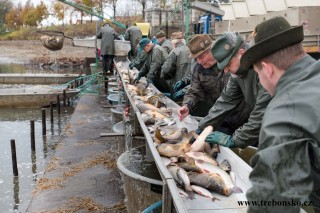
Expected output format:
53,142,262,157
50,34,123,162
114,60,253,213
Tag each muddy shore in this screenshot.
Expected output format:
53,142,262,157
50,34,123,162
0,40,95,67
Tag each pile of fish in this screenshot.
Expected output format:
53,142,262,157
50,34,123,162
116,62,243,202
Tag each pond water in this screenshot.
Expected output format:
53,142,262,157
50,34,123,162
0,62,81,212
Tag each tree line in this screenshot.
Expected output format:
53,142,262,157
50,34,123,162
0,0,174,32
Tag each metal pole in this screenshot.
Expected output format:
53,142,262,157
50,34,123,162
10,139,18,176
42,108,46,135
30,120,35,151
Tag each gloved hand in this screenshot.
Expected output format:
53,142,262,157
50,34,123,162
133,76,140,84
129,62,135,69
173,80,186,93
173,90,185,100
205,131,236,148
190,128,203,144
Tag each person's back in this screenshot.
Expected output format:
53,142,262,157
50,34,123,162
97,24,117,56
97,23,118,74
125,24,142,60
161,32,192,92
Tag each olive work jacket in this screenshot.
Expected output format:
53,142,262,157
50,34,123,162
96,25,118,55
160,42,192,87
124,26,142,56
247,55,320,213
159,38,173,54
198,68,272,148
138,44,170,92
184,63,251,133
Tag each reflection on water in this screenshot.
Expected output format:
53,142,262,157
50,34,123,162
0,105,75,213
0,62,85,212
0,62,89,74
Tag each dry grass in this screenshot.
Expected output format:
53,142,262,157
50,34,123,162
39,197,126,213
32,177,64,195
46,157,59,172
33,149,117,197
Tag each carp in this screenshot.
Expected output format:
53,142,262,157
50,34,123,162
191,185,219,202
188,172,231,196
194,160,243,194
185,151,219,166
156,132,194,157
167,164,194,199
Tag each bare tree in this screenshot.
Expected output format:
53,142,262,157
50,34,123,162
135,0,147,20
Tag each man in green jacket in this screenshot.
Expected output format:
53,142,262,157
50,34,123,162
124,23,142,60
155,30,173,54
134,38,170,93
241,16,320,213
178,34,250,134
160,32,192,97
199,32,272,148
96,23,118,74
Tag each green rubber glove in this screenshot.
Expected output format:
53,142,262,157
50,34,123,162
205,131,236,148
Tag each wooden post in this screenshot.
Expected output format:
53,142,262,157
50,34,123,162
10,139,18,176
63,90,66,106
42,108,46,135
30,120,35,151
50,101,54,124
57,95,61,115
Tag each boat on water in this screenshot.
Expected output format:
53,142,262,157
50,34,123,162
0,87,79,108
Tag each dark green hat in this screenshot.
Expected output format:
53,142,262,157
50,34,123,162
241,16,304,70
211,32,243,70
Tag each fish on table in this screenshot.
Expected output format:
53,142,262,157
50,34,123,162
167,164,194,199
156,132,193,157
194,160,243,195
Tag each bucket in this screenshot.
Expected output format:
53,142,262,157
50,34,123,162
108,87,119,94
112,121,146,153
114,40,131,56
107,94,125,105
90,63,97,74
117,146,163,213
111,105,124,124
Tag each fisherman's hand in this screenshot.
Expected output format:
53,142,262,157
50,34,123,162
205,131,236,148
173,90,185,100
177,105,190,121
133,76,140,84
173,80,186,93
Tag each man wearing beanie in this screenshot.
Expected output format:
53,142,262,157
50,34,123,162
241,16,320,213
197,32,272,149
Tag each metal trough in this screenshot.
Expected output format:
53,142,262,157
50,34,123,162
117,146,162,213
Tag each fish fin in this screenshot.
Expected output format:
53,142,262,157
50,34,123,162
191,131,199,139
231,186,243,194
229,172,243,193
187,191,195,199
